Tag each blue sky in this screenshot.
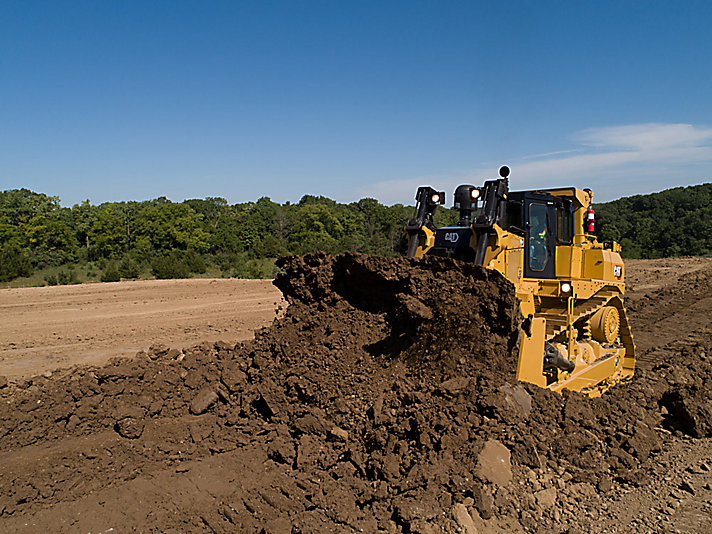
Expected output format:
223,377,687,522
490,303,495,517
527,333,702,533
1,1,711,206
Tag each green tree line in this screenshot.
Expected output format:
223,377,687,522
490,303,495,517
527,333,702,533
0,189,455,284
1,182,710,284
595,182,712,259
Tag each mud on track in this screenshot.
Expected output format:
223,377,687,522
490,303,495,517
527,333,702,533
1,253,711,532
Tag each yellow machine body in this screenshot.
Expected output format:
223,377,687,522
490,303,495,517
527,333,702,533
406,176,635,396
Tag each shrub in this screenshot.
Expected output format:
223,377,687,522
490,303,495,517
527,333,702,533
119,256,141,279
151,252,191,279
0,245,32,282
57,269,79,285
101,262,121,282
232,258,272,279
215,252,244,273
184,250,207,274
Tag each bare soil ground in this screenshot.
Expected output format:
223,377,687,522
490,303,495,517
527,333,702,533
593,257,712,533
0,278,283,378
0,255,711,533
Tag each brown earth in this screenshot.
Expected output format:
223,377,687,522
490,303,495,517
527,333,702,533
0,254,711,533
0,278,283,378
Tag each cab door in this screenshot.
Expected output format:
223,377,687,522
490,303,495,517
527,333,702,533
524,201,556,279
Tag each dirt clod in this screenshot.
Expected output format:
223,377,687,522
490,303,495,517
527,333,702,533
476,440,513,486
115,417,144,439
190,388,219,415
452,503,478,533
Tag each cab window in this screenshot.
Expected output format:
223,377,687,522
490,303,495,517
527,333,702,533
557,204,573,244
504,202,523,235
528,203,550,271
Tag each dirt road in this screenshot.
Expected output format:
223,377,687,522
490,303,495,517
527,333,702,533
0,278,283,379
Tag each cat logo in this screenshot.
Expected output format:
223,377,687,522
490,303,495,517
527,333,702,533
444,232,460,243
613,265,622,279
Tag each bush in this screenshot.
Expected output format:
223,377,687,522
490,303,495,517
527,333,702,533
215,252,243,272
232,258,273,279
183,250,207,274
57,269,79,285
44,273,58,286
151,252,191,279
119,256,141,279
150,250,212,279
0,245,32,282
101,262,121,282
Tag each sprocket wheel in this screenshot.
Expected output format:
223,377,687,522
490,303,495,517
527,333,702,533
590,306,620,343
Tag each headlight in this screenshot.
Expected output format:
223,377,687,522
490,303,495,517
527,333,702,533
431,193,440,204
561,282,572,293
471,188,481,199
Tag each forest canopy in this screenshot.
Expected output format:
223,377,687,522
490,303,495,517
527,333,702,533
0,188,452,283
595,182,712,259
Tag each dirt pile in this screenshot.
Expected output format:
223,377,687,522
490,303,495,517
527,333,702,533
1,252,711,532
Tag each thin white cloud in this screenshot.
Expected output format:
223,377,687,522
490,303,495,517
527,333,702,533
575,123,712,151
362,123,712,204
520,149,583,160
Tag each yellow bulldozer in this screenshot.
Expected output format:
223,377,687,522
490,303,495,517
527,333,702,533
405,166,634,396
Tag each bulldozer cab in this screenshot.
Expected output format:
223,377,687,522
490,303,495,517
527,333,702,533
409,178,575,282
504,191,574,280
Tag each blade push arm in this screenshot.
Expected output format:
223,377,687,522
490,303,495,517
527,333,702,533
405,187,444,257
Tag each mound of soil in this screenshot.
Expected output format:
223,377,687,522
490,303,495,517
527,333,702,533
1,252,711,532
